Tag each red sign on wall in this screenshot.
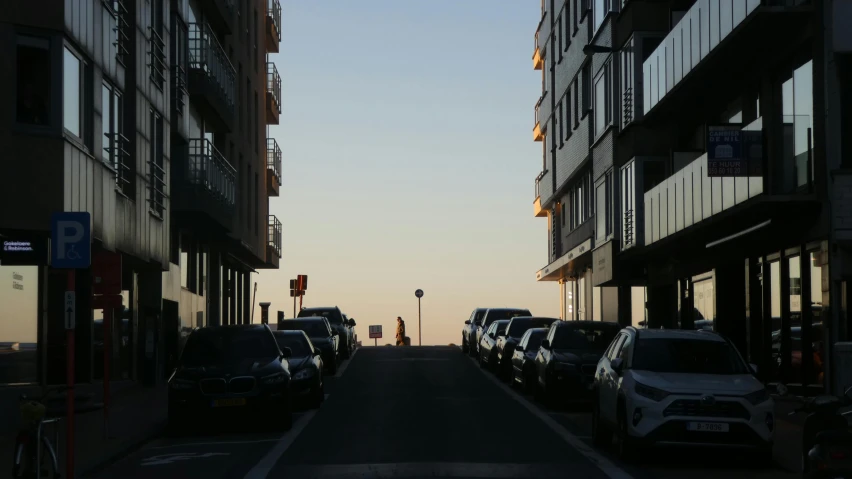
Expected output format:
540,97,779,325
92,251,122,295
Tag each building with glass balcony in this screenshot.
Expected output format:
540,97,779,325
532,0,851,394
0,0,283,390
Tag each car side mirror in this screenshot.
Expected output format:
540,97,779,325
541,339,550,350
464,320,471,325
749,363,759,375
776,383,789,396
281,347,292,359
349,319,356,327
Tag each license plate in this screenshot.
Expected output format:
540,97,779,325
211,398,247,408
687,422,729,433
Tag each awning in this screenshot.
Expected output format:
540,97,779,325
536,238,593,282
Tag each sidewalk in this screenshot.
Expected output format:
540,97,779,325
0,382,167,479
773,395,804,473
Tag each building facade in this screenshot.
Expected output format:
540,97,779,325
532,0,851,395
0,0,282,388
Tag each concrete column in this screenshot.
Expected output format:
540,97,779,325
715,260,747,355
647,283,677,329
617,285,632,327
746,257,765,370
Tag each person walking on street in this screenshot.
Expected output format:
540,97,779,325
396,316,406,346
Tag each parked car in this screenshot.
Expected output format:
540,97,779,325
592,327,774,463
279,317,340,374
510,327,549,392
272,330,324,408
534,321,620,406
298,307,356,359
461,308,488,355
496,316,559,378
474,308,532,356
167,324,293,432
478,320,510,371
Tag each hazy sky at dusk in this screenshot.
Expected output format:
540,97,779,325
256,0,558,345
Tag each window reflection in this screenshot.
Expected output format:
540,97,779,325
788,256,802,384
693,277,715,331
769,261,782,383
781,60,814,190
93,288,134,381
0,266,38,384
811,252,825,385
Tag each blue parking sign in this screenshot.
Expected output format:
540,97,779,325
50,212,91,269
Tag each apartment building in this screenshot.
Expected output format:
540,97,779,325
0,0,282,388
532,0,852,394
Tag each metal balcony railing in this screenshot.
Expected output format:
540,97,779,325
148,158,167,217
266,62,281,114
623,209,634,247
268,0,282,37
107,0,130,64
187,138,237,207
172,64,188,114
266,138,282,180
622,87,633,126
535,95,543,125
105,132,132,193
189,22,236,110
149,27,166,89
268,215,282,259
171,15,188,115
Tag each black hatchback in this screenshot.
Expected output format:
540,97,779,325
167,324,293,432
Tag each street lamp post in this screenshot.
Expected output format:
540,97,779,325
415,289,424,346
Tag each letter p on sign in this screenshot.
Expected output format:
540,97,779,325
51,212,92,269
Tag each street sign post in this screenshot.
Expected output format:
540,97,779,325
369,325,382,347
414,289,424,346
51,211,91,479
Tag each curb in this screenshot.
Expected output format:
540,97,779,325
78,422,166,479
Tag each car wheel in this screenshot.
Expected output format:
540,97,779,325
591,397,611,447
462,338,468,354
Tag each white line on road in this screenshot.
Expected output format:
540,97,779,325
243,410,317,479
334,347,359,378
471,357,636,479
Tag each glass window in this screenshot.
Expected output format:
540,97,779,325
273,332,311,357
101,84,111,161
693,277,715,330
578,274,587,319
17,36,51,126
632,338,749,374
593,286,602,321
582,63,591,112
632,286,646,327
63,46,81,137
279,320,331,337
595,181,606,241
552,323,620,350
0,266,39,384
594,63,612,138
526,329,547,351
594,0,605,33
810,252,825,385
769,261,782,382
181,327,279,367
506,318,557,338
180,236,189,289
789,256,802,383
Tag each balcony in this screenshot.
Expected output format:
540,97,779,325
171,138,237,231
197,0,235,35
188,23,236,133
533,32,543,70
266,0,282,53
266,138,282,197
534,172,548,218
533,96,544,142
642,0,811,120
261,215,282,270
266,62,281,125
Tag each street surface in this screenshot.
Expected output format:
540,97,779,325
86,346,798,479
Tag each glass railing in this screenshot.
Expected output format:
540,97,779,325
643,0,761,114
268,215,282,259
187,138,237,207
189,22,236,110
643,118,765,246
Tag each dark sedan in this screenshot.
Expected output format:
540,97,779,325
478,320,509,371
474,308,531,356
495,316,559,379
461,308,488,356
278,317,340,374
298,307,356,359
534,321,621,406
510,327,549,392
167,324,293,432
272,330,324,408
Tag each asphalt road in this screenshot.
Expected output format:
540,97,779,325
85,346,799,479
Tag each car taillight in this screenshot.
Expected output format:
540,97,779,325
830,450,848,460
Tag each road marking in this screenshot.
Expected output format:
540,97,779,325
141,452,229,466
470,357,636,479
334,347,359,378
242,409,317,479
150,439,280,449
270,462,581,478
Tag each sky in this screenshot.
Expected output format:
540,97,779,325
253,0,559,346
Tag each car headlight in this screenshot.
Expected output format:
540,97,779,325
261,372,289,385
634,382,671,402
744,388,771,405
553,362,576,372
292,369,313,380
169,378,195,390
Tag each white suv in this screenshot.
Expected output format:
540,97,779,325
591,327,774,463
